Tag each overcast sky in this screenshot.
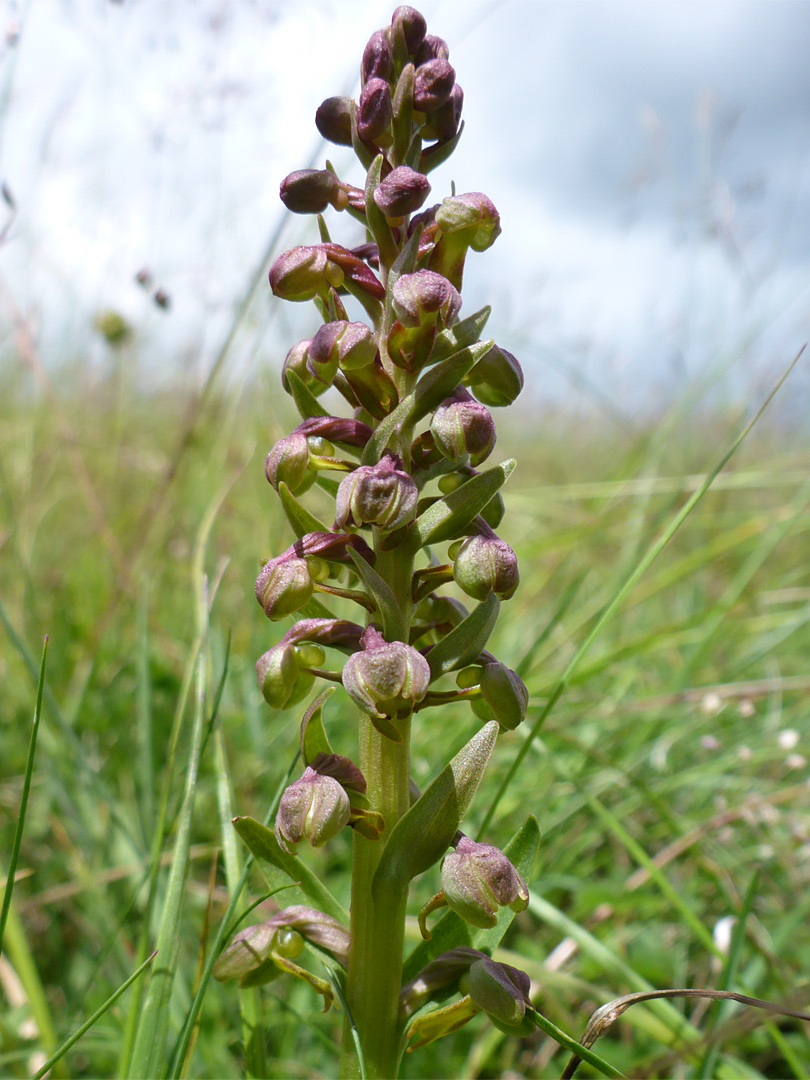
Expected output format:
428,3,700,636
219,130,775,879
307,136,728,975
2,0,809,414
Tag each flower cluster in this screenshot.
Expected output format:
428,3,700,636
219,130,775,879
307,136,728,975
217,7,537,1071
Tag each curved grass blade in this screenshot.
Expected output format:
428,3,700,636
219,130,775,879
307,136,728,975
32,952,157,1080
528,1008,625,1079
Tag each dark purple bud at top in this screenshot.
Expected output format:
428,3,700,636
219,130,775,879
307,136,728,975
413,58,456,112
276,766,351,854
310,320,378,373
435,192,501,251
256,642,313,710
280,169,348,214
269,245,341,302
465,344,524,407
470,660,528,730
467,957,533,1033
358,77,393,143
392,269,461,329
415,34,449,64
373,165,431,219
265,431,314,494
391,5,427,54
452,533,519,600
362,29,393,83
430,388,496,466
342,626,430,721
335,451,419,531
423,83,463,142
315,96,353,146
441,836,529,929
255,555,314,621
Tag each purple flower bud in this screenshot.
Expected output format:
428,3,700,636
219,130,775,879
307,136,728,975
467,957,533,1034
413,58,456,112
278,617,365,654
297,414,374,449
265,431,314,494
470,660,528,730
452,533,519,600
321,242,386,300
212,921,278,983
213,906,350,984
441,836,529,929
310,320,378,373
269,245,340,302
282,338,328,396
415,34,449,64
373,165,431,219
423,83,463,142
256,643,313,710
392,269,461,329
342,626,430,721
279,169,348,214
315,96,353,146
309,751,367,794
276,766,352,854
358,77,393,143
436,192,501,252
430,388,496,466
267,906,351,965
464,344,524,407
391,5,427,54
335,452,418,531
362,29,393,83
400,947,484,1015
255,556,313,621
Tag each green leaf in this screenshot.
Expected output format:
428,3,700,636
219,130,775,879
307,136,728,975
361,393,414,465
372,721,498,898
278,482,330,539
364,154,398,268
389,219,423,288
299,595,336,619
300,688,337,765
232,816,348,923
410,459,516,549
410,340,493,424
429,307,491,366
285,370,329,420
402,815,540,982
347,547,405,641
426,594,500,680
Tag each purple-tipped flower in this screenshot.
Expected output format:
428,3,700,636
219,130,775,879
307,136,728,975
310,320,378,372
430,388,496,466
269,245,341,302
255,556,313,621
441,836,529,929
436,192,501,251
362,29,393,83
342,626,430,723
470,659,528,730
467,957,534,1034
358,77,393,144
452,533,519,600
335,452,418,531
280,169,348,214
276,766,352,854
392,269,461,329
373,165,431,219
265,431,314,494
391,5,427,54
465,344,524,407
256,643,314,710
315,96,353,146
413,58,456,112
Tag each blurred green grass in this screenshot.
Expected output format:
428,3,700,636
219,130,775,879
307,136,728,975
2,345,810,1079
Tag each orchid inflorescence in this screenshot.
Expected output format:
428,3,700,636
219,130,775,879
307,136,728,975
214,7,539,1075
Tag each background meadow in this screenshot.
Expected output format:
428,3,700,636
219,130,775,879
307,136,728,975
2,1,810,1077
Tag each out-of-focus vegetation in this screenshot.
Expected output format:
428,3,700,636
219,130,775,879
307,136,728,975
2,332,810,1077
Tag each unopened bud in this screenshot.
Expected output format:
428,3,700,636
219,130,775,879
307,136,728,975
358,77,393,143
310,320,378,373
256,643,313,710
280,169,347,214
415,34,449,64
467,957,533,1034
315,96,353,146
436,192,501,251
413,58,456,112
276,766,352,854
392,269,461,329
362,29,393,83
423,83,463,142
392,5,427,55
453,533,518,600
342,626,430,722
336,452,419,531
255,556,314,620
265,432,314,494
470,660,528,730
269,245,340,302
441,836,529,929
430,389,496,466
373,165,431,219
465,344,524,407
